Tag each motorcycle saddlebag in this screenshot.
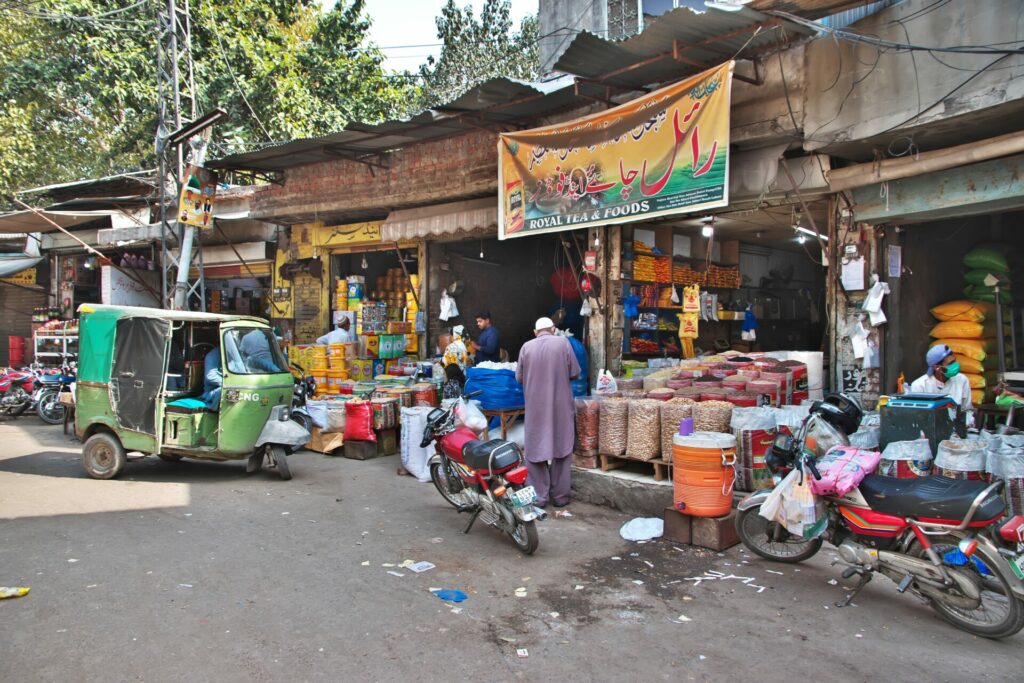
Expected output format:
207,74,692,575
462,439,521,471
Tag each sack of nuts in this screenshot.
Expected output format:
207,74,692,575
661,398,696,461
694,400,734,433
574,398,600,455
598,397,629,456
626,399,662,461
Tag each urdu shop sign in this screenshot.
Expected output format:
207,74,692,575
498,62,734,239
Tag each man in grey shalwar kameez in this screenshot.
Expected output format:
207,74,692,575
516,317,581,508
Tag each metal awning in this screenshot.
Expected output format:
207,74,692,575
0,209,107,234
552,5,816,90
381,198,497,242
207,76,593,174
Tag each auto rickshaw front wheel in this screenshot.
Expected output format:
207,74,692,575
83,432,127,480
269,445,292,481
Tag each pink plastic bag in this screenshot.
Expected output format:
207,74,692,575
808,446,882,497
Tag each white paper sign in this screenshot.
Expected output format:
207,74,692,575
841,257,865,291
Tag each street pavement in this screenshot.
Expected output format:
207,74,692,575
1,419,1020,682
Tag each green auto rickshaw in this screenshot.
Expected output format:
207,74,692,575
74,304,309,480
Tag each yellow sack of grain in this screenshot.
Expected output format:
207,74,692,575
971,389,985,405
962,373,988,390
929,321,996,339
931,338,993,362
929,300,993,322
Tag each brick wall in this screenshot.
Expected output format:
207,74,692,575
251,129,499,224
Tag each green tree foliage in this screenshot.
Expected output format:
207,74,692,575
415,0,538,110
0,0,412,197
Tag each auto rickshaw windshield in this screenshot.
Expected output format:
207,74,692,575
223,328,289,374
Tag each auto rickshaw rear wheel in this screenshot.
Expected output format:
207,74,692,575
157,454,183,462
83,432,127,480
269,445,292,481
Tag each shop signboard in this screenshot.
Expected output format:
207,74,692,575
178,165,218,228
0,267,37,286
319,222,382,248
499,62,734,240
100,265,160,307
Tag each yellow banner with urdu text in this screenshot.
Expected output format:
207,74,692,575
498,62,733,239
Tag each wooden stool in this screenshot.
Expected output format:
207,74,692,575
975,403,1008,431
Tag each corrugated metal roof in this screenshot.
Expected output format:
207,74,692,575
208,76,582,173
748,1,874,19
552,5,815,90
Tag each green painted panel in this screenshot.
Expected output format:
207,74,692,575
74,384,158,453
852,153,1024,224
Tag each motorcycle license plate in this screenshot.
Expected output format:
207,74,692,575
510,486,537,508
1010,553,1024,581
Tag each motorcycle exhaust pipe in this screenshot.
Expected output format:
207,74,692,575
533,507,548,521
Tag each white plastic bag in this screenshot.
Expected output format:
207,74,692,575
759,469,826,539
619,517,664,541
595,369,618,395
454,397,487,432
439,289,459,321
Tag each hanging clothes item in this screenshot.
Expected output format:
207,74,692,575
439,289,459,321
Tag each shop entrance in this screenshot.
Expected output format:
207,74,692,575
882,209,1024,402
621,203,829,362
428,233,587,362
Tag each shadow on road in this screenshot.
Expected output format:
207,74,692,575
0,449,285,485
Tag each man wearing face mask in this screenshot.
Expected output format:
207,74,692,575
908,344,974,427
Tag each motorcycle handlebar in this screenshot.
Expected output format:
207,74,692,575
463,390,483,399
803,455,822,481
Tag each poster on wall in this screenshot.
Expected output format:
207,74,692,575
178,165,218,228
498,62,734,240
101,266,161,307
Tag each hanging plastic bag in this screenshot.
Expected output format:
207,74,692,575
580,297,593,317
439,289,459,321
454,397,487,432
670,284,680,304
595,369,618,395
760,468,826,539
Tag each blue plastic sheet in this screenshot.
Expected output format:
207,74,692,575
465,367,524,410
567,335,589,397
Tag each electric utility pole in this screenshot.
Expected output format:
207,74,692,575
156,0,205,310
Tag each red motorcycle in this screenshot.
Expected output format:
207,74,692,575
737,394,1024,639
0,367,38,417
420,391,544,554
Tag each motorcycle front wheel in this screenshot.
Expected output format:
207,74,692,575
36,390,67,425
917,537,1024,639
430,460,467,509
736,506,823,563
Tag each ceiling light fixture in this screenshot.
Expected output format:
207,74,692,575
794,225,829,241
361,255,368,270
700,215,715,238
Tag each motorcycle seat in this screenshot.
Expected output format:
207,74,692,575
461,438,520,471
859,474,1004,522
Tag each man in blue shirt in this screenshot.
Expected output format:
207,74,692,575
474,311,501,364
201,347,223,411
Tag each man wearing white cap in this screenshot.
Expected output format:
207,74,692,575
516,317,581,508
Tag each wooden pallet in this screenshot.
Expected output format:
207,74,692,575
599,454,673,482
